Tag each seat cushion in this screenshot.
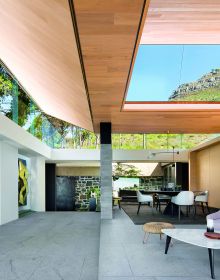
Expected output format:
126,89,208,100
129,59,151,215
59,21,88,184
171,196,177,204
195,195,208,202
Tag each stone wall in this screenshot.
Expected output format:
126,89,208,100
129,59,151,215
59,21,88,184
74,176,100,210
139,176,163,190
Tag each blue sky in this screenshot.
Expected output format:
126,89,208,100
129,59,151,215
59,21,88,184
127,45,220,101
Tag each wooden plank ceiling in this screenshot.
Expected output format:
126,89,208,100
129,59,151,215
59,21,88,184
0,0,93,131
74,0,220,133
141,0,220,44
1,1,220,134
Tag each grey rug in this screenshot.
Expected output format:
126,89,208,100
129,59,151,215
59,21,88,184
121,202,208,225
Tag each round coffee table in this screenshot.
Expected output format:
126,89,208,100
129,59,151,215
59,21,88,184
143,222,174,244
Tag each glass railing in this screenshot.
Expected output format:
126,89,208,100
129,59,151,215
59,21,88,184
0,62,219,149
111,133,219,150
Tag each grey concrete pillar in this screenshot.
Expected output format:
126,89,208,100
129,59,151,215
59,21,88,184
100,123,112,219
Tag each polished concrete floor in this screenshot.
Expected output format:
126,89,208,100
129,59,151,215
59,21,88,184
2,210,220,280
0,212,100,280
99,209,220,280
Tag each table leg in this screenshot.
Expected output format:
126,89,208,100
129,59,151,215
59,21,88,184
165,236,171,254
208,248,215,279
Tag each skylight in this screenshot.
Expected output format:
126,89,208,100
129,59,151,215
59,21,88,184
126,45,220,102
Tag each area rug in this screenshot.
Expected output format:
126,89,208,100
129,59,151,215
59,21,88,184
121,202,207,225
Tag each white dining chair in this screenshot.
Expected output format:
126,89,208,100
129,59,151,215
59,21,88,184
171,191,195,220
136,190,153,215
194,190,209,214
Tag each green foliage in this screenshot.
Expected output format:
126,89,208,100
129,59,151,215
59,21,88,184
86,186,100,200
0,73,12,95
111,133,214,150
113,163,141,177
28,114,43,139
173,87,220,102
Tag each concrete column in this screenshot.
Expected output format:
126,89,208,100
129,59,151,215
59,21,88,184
30,156,45,212
100,123,112,219
0,142,18,225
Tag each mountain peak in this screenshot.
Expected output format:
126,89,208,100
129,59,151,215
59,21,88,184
169,69,220,101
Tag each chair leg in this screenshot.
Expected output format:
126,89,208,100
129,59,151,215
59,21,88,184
137,202,141,215
186,205,189,217
206,202,210,214
159,200,161,213
143,232,150,244
172,203,174,216
201,202,204,213
118,199,121,209
156,200,159,211
193,204,196,218
178,206,181,221
151,202,154,214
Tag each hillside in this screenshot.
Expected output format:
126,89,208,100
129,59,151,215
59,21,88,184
169,69,220,101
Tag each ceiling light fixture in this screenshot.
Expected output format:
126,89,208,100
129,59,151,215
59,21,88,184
147,146,179,162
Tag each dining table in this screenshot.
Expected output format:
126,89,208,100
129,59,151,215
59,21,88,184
141,190,181,215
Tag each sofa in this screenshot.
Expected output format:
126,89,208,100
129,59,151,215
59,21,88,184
207,210,220,231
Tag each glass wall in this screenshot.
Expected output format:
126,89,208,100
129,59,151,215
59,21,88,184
0,63,218,149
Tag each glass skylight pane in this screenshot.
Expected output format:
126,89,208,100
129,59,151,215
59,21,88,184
127,45,220,102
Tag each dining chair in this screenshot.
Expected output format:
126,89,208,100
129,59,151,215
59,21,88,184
155,194,171,213
171,191,195,220
194,190,209,214
136,190,153,215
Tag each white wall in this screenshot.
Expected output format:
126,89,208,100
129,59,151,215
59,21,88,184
30,157,45,212
51,149,100,161
0,113,51,158
0,142,18,225
51,149,189,163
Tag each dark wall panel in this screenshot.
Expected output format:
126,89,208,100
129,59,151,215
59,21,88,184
45,163,56,211
176,162,189,190
56,177,75,211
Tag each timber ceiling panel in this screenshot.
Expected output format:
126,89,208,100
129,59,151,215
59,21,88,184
141,0,220,44
109,111,220,134
74,0,147,129
2,0,220,134
74,0,220,133
0,0,93,131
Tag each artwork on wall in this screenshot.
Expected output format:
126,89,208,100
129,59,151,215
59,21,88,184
18,159,29,206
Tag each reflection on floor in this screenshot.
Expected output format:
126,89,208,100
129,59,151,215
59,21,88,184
99,208,220,280
0,212,100,280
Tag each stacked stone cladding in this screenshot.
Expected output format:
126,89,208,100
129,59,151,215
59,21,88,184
74,176,100,210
